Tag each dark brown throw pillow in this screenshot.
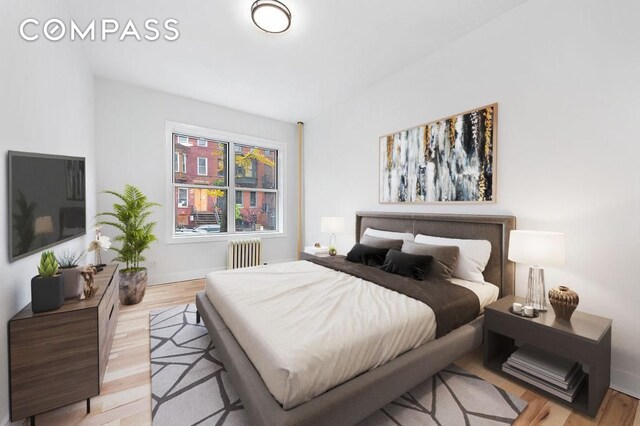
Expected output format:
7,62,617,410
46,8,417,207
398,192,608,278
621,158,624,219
360,235,404,251
401,241,460,280
380,249,433,281
346,243,389,266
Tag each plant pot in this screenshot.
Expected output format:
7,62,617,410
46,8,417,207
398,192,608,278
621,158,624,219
31,274,64,313
549,285,579,321
60,266,83,299
119,268,148,305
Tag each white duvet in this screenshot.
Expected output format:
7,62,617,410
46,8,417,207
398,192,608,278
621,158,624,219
205,260,497,409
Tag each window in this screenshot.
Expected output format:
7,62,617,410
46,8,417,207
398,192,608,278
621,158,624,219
197,157,208,176
234,144,278,233
169,124,283,238
177,188,188,207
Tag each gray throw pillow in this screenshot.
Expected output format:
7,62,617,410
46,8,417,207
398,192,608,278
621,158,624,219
360,234,404,251
401,241,460,280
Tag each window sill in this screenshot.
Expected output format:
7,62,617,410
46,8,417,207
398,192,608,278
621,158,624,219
166,230,286,245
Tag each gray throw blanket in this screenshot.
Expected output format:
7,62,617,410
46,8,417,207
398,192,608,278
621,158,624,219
306,256,480,338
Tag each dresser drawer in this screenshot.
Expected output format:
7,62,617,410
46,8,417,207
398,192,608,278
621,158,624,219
98,271,119,384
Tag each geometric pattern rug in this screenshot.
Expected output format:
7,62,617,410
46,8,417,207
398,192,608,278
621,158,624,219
150,304,527,426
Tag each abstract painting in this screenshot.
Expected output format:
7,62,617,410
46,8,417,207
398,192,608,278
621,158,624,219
380,104,497,203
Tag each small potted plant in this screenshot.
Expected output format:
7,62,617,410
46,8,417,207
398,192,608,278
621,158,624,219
57,249,84,299
31,250,64,313
98,184,159,305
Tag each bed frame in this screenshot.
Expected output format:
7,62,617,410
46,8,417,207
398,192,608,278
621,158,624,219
195,212,516,425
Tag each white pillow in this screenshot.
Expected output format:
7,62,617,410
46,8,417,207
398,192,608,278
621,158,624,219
414,234,491,284
363,228,414,243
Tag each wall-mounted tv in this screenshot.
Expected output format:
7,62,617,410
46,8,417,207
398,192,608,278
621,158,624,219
8,151,86,262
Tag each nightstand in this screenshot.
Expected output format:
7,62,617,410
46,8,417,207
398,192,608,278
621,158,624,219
299,251,330,260
483,295,612,417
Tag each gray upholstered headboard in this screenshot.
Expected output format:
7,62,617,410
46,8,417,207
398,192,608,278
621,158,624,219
355,212,516,297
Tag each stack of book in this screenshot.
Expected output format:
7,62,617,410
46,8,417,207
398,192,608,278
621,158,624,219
304,245,330,257
502,345,585,402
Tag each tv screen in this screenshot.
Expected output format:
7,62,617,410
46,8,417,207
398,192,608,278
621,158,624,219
8,151,86,262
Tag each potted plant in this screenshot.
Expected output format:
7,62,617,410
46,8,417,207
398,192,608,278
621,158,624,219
98,184,159,305
31,250,64,312
57,249,84,299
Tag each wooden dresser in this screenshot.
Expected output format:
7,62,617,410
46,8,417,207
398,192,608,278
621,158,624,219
8,264,120,423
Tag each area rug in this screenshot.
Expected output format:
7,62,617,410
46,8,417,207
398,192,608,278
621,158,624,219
150,304,527,425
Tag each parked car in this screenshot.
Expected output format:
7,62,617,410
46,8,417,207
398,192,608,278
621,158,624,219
175,228,199,234
194,224,221,233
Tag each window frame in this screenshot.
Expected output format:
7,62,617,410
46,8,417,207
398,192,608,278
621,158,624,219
197,157,208,176
197,138,207,147
177,187,189,208
166,121,286,244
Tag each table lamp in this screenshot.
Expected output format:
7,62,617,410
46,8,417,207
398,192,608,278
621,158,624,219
508,230,565,311
320,217,344,256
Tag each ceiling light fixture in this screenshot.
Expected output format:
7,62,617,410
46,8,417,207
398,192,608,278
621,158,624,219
251,0,291,34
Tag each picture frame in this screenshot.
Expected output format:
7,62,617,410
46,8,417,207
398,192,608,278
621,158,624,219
379,103,497,204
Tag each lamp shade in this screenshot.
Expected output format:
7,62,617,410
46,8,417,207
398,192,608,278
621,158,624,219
321,217,345,234
508,230,566,267
34,216,54,235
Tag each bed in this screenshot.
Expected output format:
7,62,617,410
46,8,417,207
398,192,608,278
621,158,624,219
195,212,516,425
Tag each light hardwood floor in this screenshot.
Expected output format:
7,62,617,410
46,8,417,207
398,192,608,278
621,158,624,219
28,280,639,426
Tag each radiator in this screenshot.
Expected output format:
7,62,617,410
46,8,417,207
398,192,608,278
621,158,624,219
227,238,262,269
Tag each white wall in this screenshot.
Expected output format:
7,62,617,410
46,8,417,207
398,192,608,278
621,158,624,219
0,1,96,424
94,79,299,284
304,0,640,396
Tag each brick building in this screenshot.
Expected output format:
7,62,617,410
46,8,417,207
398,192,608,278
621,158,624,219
173,134,277,232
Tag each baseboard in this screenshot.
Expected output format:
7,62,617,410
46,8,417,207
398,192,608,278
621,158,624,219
2,414,20,426
147,257,297,285
611,367,640,398
149,266,225,285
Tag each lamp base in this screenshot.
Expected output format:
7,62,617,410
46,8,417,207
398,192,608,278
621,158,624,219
526,266,547,311
328,233,337,256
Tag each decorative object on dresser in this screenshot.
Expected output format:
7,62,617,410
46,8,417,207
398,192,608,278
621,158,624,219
549,285,579,321
87,226,111,272
508,230,566,311
9,264,120,424
80,265,98,299
484,295,611,417
379,104,497,204
320,216,344,256
30,250,64,313
57,248,84,299
98,184,159,305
